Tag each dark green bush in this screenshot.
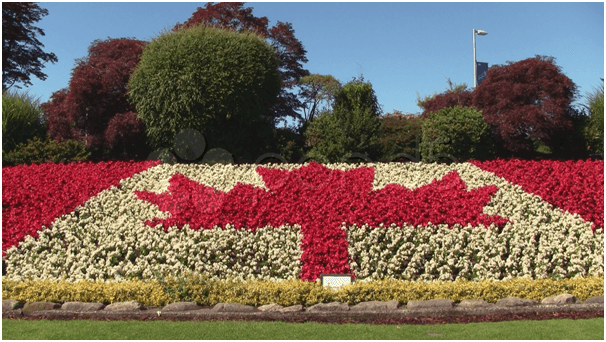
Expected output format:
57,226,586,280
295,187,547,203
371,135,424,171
127,25,281,164
376,111,422,162
547,108,593,160
3,134,91,166
267,126,306,163
420,105,496,162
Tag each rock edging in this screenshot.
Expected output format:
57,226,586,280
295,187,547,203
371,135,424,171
3,294,603,319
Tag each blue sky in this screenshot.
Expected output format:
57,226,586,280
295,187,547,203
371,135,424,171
12,1,606,129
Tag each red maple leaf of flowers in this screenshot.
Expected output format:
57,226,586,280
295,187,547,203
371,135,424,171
134,162,508,281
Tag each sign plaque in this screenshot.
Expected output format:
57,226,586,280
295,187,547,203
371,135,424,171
320,274,353,291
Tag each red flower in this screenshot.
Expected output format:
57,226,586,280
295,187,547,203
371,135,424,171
135,162,507,281
2,160,161,257
471,159,604,232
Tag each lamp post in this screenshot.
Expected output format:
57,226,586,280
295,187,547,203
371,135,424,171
473,29,487,88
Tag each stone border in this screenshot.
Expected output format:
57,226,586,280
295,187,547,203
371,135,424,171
3,295,603,321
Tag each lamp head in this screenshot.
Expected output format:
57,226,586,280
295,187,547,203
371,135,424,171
475,29,488,36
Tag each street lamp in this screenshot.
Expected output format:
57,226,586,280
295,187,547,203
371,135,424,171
473,29,487,88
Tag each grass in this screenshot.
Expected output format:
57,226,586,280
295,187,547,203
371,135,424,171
2,317,604,340
2,88,47,156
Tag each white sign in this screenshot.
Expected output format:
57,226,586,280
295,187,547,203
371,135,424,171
320,274,353,291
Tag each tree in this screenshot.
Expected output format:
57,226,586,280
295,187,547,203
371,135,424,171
419,106,496,162
417,78,473,118
127,25,281,164
297,73,341,135
472,56,581,156
376,110,422,162
173,2,309,129
2,2,58,90
304,76,382,163
41,38,151,162
267,125,307,163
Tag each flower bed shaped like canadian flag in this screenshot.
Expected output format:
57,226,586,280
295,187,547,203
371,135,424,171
133,162,509,282
3,159,602,284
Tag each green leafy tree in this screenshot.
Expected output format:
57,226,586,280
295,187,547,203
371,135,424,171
420,105,496,162
298,74,342,130
304,76,382,163
127,25,281,164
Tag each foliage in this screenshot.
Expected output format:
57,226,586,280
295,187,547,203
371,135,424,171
583,81,604,157
417,78,472,118
298,74,342,131
2,134,91,166
127,25,281,164
2,2,58,90
267,126,307,163
40,38,151,163
2,89,47,155
420,106,496,162
102,111,152,162
304,77,382,163
302,110,344,162
173,2,309,129
548,108,593,160
472,55,581,156
333,76,382,117
2,274,603,308
375,110,422,162
420,91,474,119
529,135,552,155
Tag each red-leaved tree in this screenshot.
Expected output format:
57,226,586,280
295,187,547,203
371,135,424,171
420,91,474,119
173,2,310,129
472,56,582,155
417,78,474,119
41,38,151,162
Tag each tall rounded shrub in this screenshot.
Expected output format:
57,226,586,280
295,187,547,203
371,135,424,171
127,25,282,163
420,106,496,162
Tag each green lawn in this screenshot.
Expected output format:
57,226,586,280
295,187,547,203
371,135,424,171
3,317,604,340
